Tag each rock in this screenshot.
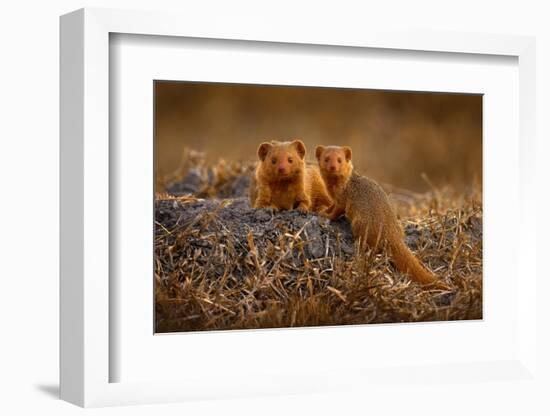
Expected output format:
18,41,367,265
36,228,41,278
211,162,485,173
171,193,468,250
218,173,252,198
155,198,356,273
166,168,204,195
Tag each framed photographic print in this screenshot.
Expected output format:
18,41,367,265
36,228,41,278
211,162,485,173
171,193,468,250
60,7,539,408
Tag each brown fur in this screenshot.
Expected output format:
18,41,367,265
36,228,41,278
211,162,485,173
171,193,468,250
316,145,441,286
249,140,332,212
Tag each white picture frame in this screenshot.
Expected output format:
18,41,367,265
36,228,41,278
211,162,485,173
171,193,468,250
60,7,539,408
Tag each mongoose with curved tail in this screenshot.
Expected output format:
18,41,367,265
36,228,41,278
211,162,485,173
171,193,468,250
249,140,332,212
315,145,440,286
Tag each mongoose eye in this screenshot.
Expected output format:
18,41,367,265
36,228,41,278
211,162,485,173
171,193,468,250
337,158,342,163
288,157,293,163
271,157,277,164
325,157,329,163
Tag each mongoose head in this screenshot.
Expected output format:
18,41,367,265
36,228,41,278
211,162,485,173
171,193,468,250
315,145,353,178
257,140,307,179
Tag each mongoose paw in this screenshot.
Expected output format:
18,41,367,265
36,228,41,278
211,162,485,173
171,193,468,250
325,211,342,221
320,206,332,216
320,211,334,220
297,204,309,213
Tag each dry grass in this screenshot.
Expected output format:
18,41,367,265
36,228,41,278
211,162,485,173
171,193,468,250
155,151,482,333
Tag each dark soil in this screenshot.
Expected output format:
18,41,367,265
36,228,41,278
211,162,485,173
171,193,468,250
155,197,355,284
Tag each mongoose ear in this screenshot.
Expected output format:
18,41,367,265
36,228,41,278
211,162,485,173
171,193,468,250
343,146,352,161
315,146,325,161
292,140,306,159
257,142,273,161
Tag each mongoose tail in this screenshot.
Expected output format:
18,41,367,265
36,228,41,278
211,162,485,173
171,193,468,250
387,237,438,285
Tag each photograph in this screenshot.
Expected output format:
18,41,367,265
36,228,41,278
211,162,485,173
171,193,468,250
154,81,483,333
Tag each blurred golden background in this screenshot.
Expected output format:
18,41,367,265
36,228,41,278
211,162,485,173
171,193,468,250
155,82,482,192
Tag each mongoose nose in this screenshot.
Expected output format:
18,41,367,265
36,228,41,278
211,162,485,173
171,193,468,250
330,166,337,172
278,166,287,174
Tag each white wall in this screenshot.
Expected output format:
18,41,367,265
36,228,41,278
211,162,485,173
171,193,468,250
0,1,548,415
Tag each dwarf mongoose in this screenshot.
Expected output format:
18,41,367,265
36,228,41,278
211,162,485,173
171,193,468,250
249,140,332,212
315,145,440,286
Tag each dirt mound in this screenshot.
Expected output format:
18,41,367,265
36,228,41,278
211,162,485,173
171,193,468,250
155,197,355,283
